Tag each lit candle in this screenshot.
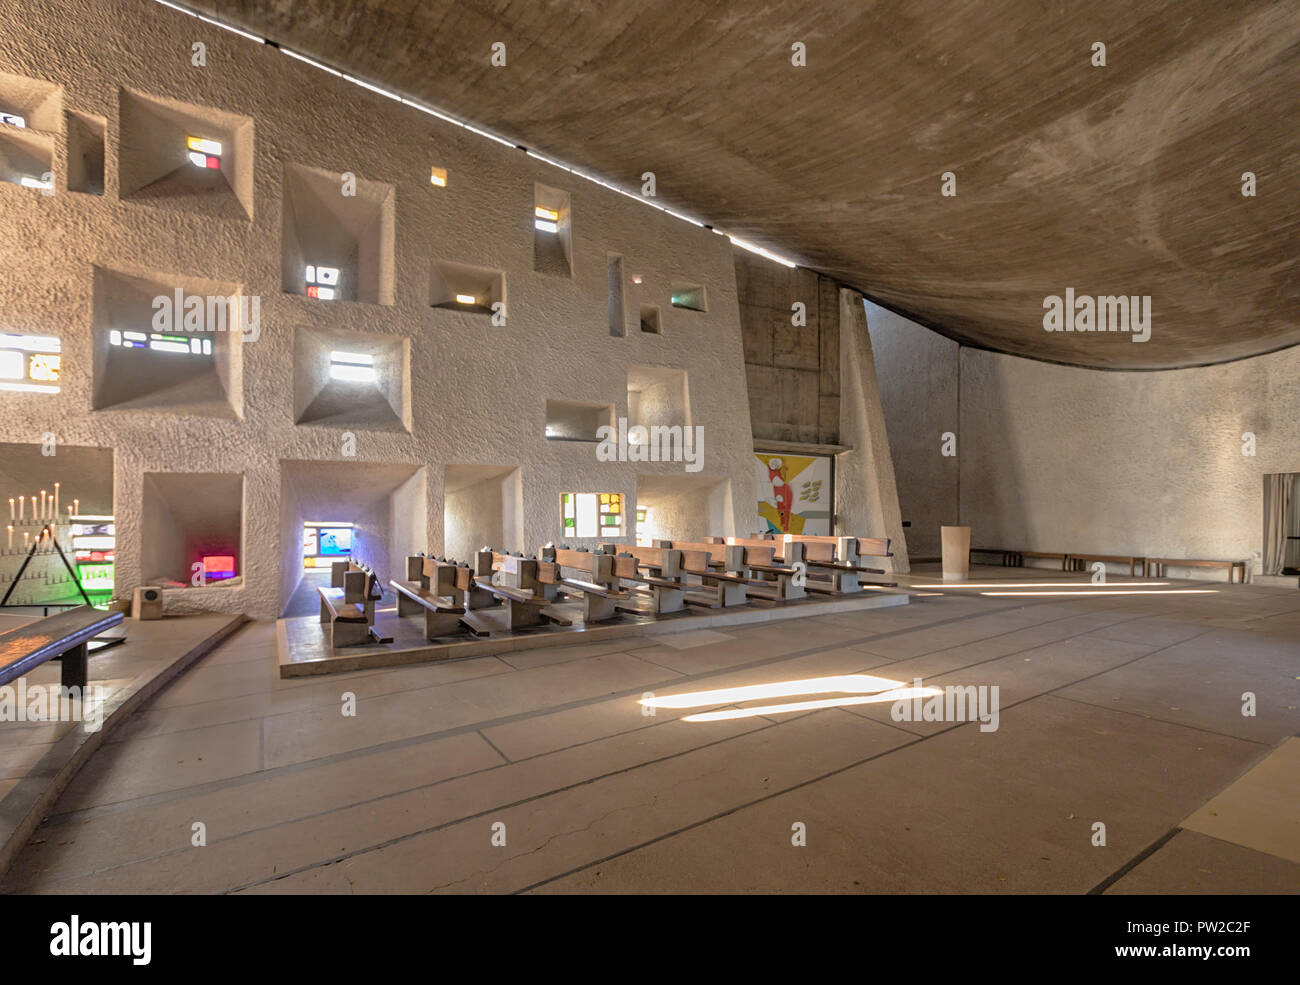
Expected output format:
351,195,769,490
73,498,79,515
18,496,24,522
22,531,28,549
6,524,11,549
53,483,59,518
7,498,12,520
40,490,46,518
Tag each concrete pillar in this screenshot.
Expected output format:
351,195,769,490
837,288,910,573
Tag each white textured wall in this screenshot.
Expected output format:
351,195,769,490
444,475,505,561
0,0,756,618
869,303,1300,577
837,290,909,572
866,299,959,557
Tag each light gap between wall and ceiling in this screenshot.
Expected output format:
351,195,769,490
147,0,799,270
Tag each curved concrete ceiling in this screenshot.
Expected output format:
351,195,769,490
188,0,1299,369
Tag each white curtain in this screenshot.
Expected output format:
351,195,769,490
1262,473,1294,576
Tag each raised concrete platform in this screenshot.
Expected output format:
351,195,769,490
277,588,911,677
0,611,245,879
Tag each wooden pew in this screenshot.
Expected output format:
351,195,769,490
0,605,123,691
653,540,763,608
538,545,633,623
390,556,486,638
318,568,376,647
698,537,806,601
597,543,688,614
471,550,568,629
709,534,897,592
328,558,383,621
318,558,391,646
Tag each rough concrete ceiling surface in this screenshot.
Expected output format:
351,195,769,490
188,0,1299,369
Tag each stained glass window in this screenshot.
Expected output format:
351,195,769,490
0,334,61,393
561,492,622,538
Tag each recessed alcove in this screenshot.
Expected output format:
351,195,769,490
545,399,614,442
65,110,105,195
117,88,253,219
671,283,707,312
293,324,410,432
635,474,733,544
278,460,427,615
639,304,661,335
282,163,395,305
0,71,60,192
628,364,691,433
0,126,53,192
0,70,61,132
141,472,244,587
0,443,114,605
430,260,505,316
444,465,523,560
608,255,626,337
90,265,244,418
533,181,573,277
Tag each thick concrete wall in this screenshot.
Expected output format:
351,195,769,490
868,301,1300,577
735,250,839,446
0,0,756,618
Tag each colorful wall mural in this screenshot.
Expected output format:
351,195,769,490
755,452,833,535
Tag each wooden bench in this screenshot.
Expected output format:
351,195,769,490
710,534,896,593
471,550,568,629
970,547,1022,567
689,537,805,603
778,534,894,591
0,605,123,691
329,559,383,620
1019,550,1068,569
1065,553,1145,577
538,546,632,622
597,544,689,614
1144,557,1248,584
658,541,756,608
391,556,481,638
319,559,389,647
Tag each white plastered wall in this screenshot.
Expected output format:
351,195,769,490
0,0,756,618
867,300,1300,578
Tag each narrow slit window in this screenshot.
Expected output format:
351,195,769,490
329,350,376,383
108,331,211,356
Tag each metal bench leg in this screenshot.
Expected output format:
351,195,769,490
60,641,88,690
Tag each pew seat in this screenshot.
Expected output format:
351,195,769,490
318,586,370,647
473,579,567,629
390,579,482,638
